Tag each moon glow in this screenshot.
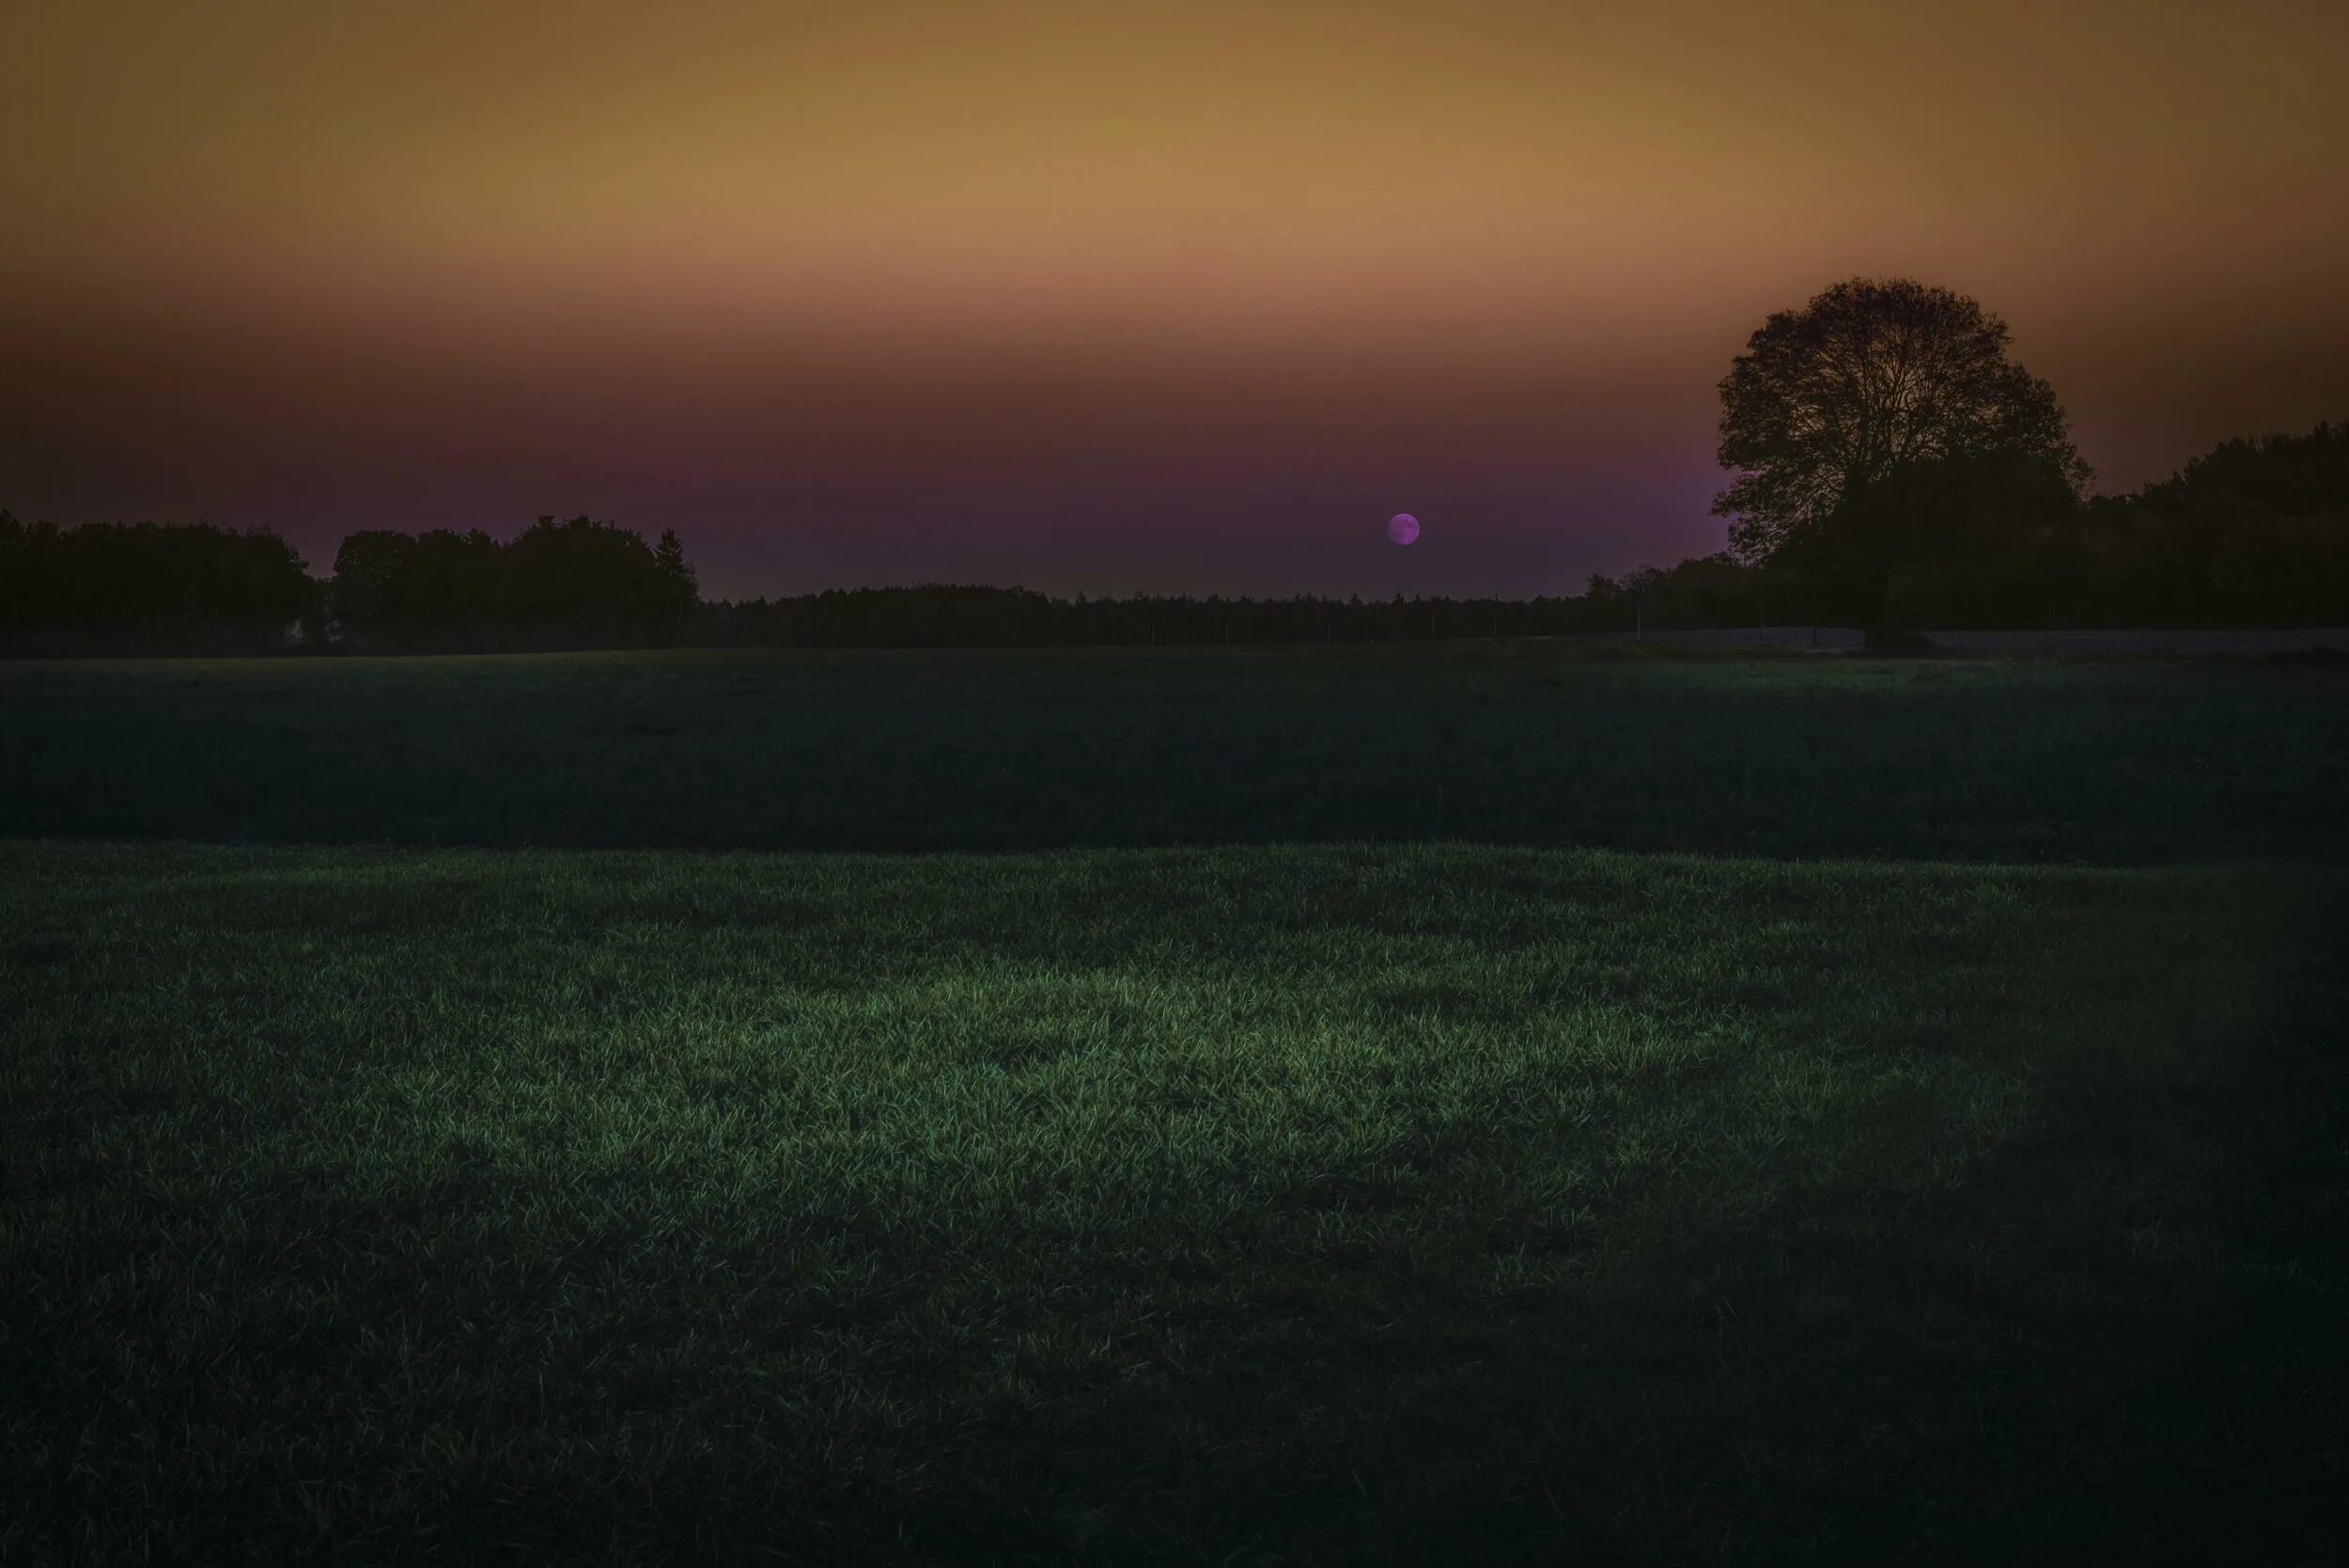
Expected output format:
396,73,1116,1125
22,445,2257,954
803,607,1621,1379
1388,513,1421,546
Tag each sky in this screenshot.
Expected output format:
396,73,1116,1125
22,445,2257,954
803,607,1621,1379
3,0,2345,601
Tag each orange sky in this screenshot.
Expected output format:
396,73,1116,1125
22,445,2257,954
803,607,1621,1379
4,0,2344,598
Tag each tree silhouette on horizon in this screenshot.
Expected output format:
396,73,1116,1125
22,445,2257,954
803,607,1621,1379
6,415,2343,656
1713,277,2090,638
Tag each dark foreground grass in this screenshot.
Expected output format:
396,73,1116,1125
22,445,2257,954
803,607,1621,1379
6,645,2346,860
5,840,2343,1564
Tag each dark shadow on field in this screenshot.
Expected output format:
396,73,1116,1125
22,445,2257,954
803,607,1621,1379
4,648,2347,864
870,880,2348,1567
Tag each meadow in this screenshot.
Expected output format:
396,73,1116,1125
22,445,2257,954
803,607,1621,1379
3,645,2345,1565
5,644,2347,861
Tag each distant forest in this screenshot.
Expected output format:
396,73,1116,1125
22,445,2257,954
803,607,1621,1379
3,423,2344,656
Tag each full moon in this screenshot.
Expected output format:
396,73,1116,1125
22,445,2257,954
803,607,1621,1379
1388,513,1421,546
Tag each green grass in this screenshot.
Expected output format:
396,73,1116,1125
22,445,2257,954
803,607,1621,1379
5,644,2344,859
5,838,2343,1564
3,648,2345,1562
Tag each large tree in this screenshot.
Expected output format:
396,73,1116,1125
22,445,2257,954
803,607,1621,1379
1713,277,2089,630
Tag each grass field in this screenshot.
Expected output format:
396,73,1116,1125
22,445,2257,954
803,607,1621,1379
4,646,2345,1564
6,644,2347,861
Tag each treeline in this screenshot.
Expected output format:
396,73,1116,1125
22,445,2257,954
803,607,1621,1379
0,518,317,656
2075,423,2349,625
1709,423,2349,631
329,516,698,652
590,420,2349,646
1618,422,2348,632
0,513,698,656
3,421,2342,655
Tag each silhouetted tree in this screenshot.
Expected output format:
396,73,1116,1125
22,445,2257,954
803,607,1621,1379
330,528,506,648
502,516,660,645
328,531,410,624
0,517,315,655
325,517,695,651
653,528,698,642
1714,277,2089,643
2079,421,2349,625
1786,449,2083,629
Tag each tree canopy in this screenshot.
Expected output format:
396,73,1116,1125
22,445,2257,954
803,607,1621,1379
0,515,317,654
1713,277,2090,582
327,516,696,651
